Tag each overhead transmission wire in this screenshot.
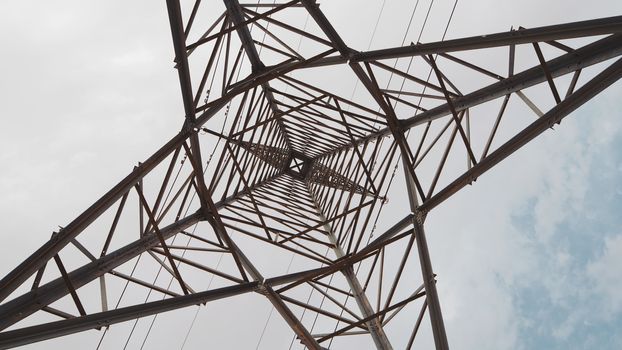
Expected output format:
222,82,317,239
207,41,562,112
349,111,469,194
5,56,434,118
281,3,404,349
123,15,237,349
368,0,459,241
381,0,458,218
255,0,277,57
313,1,461,348
255,232,299,349
95,149,190,349
377,0,459,215
95,140,191,349
95,252,144,349
121,121,217,349
110,0,456,348
254,5,313,349
326,1,433,346
365,5,459,350
367,0,423,234
135,108,228,348
365,0,435,217
346,0,387,103
350,0,422,229
157,26,240,350
136,158,218,350
175,1,288,348
97,5,241,349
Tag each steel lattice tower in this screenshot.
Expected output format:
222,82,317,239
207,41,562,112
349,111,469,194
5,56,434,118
0,1,621,349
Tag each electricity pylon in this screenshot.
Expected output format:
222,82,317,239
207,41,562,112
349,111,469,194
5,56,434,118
0,1,621,349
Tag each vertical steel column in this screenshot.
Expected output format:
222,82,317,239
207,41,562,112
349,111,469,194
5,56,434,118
215,2,323,347
300,1,449,347
343,62,451,346
308,186,393,350
219,234,322,350
401,155,449,350
222,0,295,150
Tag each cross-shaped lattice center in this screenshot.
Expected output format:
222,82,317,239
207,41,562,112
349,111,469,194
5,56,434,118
289,156,306,174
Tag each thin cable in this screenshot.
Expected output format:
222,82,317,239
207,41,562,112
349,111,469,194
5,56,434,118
177,2,282,345
179,252,225,349
255,252,297,349
348,0,388,102
325,1,462,348
406,0,459,168
95,253,143,349
118,152,191,349
98,1,261,348
138,234,197,349
279,10,309,104
107,8,230,347
123,147,200,349
137,138,226,349
364,0,422,185
255,0,277,57
381,0,426,107
299,4,423,347
298,8,395,336
127,96,228,348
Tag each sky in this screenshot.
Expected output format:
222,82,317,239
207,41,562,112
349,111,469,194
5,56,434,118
0,0,621,349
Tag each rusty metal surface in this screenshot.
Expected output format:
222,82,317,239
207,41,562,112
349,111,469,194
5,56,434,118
0,1,621,349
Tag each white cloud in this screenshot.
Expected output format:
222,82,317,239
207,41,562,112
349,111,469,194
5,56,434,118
428,77,622,348
587,234,622,317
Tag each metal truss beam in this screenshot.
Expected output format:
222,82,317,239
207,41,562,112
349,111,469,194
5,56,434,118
218,2,323,347
0,266,330,349
0,211,414,348
352,15,622,61
308,185,393,350
319,33,622,159
0,212,203,331
0,171,282,332
301,1,449,348
2,3,621,349
0,282,258,349
420,56,622,212
403,34,622,127
0,85,239,304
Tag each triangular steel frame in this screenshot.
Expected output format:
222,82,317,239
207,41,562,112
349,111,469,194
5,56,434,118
1,1,621,349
